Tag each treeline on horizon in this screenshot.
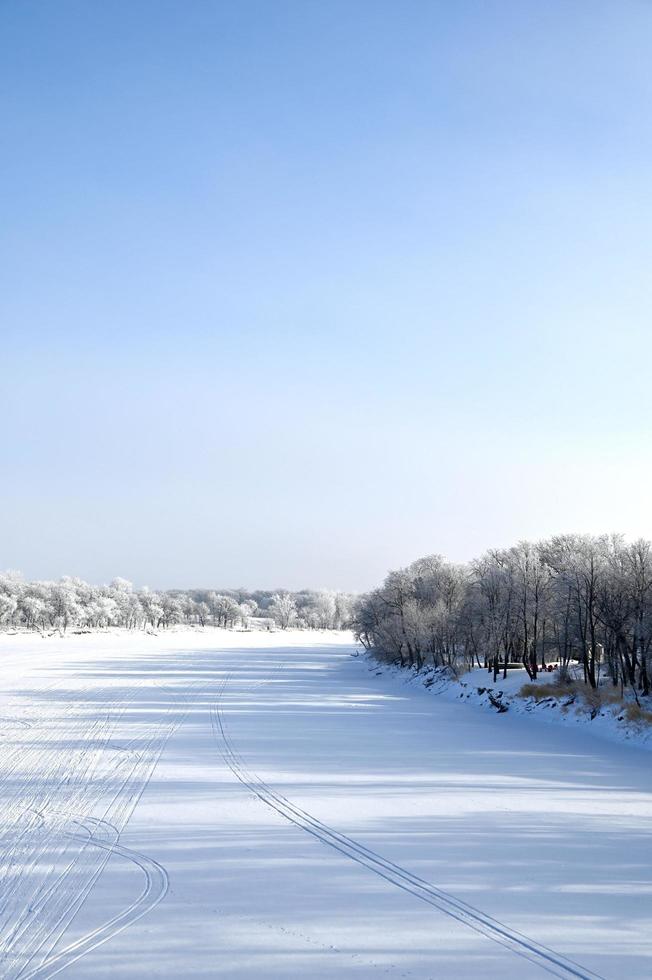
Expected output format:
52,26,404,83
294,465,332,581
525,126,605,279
0,574,354,633
352,534,652,695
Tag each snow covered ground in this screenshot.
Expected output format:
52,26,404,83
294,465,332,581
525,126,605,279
0,630,650,979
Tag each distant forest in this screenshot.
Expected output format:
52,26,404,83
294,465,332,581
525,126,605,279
0,574,354,633
352,535,652,695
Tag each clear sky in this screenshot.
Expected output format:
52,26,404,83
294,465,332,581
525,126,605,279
2,0,652,592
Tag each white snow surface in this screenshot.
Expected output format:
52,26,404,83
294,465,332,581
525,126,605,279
0,629,650,979
380,661,652,752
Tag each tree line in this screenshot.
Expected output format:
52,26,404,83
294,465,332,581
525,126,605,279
0,573,354,633
352,535,652,696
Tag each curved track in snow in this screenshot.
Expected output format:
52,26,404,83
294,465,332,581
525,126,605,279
21,817,169,980
212,683,605,980
0,681,193,979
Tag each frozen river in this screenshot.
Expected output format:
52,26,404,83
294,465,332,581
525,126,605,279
0,630,650,979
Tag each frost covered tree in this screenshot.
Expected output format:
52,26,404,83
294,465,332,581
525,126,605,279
0,573,354,636
353,533,652,695
238,600,258,629
269,593,297,630
0,593,17,628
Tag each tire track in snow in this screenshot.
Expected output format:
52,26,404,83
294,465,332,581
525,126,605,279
1,681,196,979
20,817,169,980
10,713,184,978
0,689,144,966
212,678,605,980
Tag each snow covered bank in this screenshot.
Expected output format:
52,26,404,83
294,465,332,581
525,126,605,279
365,654,652,752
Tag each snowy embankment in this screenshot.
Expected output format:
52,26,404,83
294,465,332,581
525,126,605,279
366,655,652,751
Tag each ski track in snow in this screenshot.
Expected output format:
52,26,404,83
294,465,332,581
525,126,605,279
212,672,605,980
20,817,169,980
0,678,193,980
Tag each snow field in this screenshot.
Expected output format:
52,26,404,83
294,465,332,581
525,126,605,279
0,630,649,978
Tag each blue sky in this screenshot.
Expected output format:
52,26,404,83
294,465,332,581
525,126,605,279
2,1,652,591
